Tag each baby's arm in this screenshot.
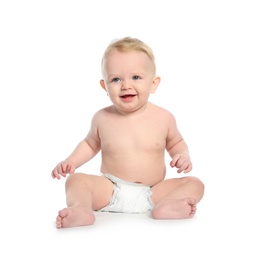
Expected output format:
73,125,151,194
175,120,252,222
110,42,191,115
168,141,192,173
51,138,100,179
51,113,101,179
166,114,192,173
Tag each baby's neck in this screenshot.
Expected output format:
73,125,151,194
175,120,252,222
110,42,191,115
114,102,151,117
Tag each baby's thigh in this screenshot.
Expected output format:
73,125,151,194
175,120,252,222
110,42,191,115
91,174,114,209
67,173,114,210
150,177,190,205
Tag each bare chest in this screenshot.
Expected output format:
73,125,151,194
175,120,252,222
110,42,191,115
99,117,167,153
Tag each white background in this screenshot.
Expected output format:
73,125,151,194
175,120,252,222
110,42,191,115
0,0,262,259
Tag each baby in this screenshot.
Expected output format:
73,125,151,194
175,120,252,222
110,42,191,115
51,37,205,228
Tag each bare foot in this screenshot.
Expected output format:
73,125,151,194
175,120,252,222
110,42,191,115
151,198,197,219
56,206,95,228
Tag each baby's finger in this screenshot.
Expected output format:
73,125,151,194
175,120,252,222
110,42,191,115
170,154,181,167
56,164,67,177
183,163,192,173
51,171,56,179
177,161,189,173
68,165,75,174
51,169,61,179
61,163,69,173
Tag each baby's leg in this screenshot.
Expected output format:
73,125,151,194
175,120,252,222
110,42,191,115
151,176,204,219
56,173,114,228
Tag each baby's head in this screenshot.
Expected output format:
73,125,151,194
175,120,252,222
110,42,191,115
101,37,156,77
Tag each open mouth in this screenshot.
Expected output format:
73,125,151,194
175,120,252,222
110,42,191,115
120,94,136,99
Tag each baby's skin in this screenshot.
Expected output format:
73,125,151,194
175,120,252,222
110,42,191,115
52,40,204,228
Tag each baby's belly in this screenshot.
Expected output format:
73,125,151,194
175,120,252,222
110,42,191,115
101,156,166,186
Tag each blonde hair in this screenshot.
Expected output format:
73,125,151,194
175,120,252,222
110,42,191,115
101,37,156,74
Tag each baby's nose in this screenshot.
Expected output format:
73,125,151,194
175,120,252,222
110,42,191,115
121,80,132,89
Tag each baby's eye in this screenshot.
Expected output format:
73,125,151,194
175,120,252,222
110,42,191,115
132,75,140,80
112,77,121,83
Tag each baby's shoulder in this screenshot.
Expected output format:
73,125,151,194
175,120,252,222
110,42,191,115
92,105,115,119
149,102,175,119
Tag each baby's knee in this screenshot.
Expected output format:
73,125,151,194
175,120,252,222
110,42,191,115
190,176,204,188
65,173,90,188
188,176,205,198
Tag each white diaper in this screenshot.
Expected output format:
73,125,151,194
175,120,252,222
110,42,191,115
99,173,153,214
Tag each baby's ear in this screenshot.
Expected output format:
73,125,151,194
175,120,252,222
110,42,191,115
151,76,161,93
100,79,107,92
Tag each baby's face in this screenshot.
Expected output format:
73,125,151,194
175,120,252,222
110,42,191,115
100,50,159,115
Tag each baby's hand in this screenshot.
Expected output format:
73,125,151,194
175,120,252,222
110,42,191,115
51,160,76,179
170,154,192,173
